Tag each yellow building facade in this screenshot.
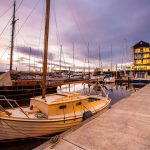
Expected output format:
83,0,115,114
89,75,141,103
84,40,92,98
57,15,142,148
133,41,150,70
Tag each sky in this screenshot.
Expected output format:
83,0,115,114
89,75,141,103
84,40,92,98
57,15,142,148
0,0,150,72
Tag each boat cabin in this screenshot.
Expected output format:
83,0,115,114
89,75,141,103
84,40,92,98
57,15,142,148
30,92,107,119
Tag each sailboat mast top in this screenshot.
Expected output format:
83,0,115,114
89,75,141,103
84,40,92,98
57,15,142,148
60,44,62,71
42,0,51,99
88,42,90,79
10,0,16,71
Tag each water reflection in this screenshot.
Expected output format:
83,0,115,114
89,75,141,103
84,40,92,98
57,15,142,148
57,83,131,105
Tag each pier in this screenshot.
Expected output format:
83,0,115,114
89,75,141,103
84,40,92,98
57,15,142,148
36,84,150,150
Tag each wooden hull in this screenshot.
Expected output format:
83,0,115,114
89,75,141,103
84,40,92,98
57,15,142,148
0,97,111,142
0,92,111,142
0,117,82,141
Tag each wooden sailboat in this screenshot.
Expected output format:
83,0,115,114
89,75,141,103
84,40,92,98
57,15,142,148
0,0,111,142
0,92,111,141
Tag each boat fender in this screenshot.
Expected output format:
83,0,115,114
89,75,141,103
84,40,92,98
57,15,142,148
83,110,92,121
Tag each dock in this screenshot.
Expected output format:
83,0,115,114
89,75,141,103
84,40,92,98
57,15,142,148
35,83,150,150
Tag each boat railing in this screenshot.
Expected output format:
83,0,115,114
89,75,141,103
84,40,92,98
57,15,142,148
0,95,14,109
0,95,29,118
93,80,109,98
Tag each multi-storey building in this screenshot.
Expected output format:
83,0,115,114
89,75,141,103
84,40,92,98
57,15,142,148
133,41,150,70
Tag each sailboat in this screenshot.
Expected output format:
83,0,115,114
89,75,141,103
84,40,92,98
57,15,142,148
0,1,57,101
0,0,111,142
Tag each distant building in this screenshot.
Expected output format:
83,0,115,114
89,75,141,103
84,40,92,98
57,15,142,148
133,41,150,70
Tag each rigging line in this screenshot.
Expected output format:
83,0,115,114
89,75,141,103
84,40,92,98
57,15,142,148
53,0,61,45
98,44,102,69
0,46,10,59
37,0,45,70
53,0,69,70
53,0,62,69
16,0,24,12
38,0,45,50
14,0,41,39
0,17,12,40
0,5,13,18
62,49,67,70
65,0,87,48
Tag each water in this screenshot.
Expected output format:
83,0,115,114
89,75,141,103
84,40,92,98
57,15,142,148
0,83,142,150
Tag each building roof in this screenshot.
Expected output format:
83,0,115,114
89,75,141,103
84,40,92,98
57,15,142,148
133,41,150,49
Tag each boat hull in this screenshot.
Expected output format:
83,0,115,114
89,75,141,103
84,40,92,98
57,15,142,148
0,117,82,141
0,101,110,142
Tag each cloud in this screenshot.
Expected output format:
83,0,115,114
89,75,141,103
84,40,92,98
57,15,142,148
0,0,150,71
16,46,54,59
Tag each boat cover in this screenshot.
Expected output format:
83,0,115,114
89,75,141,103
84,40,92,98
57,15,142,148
0,71,12,86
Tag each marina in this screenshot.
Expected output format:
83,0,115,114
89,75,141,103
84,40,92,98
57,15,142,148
0,0,150,149
36,83,150,150
0,83,132,150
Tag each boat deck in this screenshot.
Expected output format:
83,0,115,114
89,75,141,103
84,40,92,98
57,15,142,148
1,92,108,119
31,92,105,105
4,102,107,120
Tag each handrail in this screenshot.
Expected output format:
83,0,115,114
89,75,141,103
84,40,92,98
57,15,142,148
14,101,29,118
0,96,29,118
94,80,108,98
0,105,11,116
0,95,14,109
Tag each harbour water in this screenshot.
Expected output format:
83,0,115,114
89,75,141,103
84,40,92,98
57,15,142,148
0,83,144,150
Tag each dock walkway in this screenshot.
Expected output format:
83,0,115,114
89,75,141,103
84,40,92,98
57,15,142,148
36,84,150,150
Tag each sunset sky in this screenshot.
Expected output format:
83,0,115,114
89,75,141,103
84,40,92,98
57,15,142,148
0,0,150,71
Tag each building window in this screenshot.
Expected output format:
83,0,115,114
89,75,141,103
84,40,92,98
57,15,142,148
135,48,140,53
143,48,150,53
143,54,150,58
135,60,142,64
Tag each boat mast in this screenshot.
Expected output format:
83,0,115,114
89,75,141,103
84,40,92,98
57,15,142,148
29,47,31,72
72,43,75,72
60,44,62,71
10,0,16,71
42,0,51,99
88,42,90,79
98,45,102,69
110,43,112,72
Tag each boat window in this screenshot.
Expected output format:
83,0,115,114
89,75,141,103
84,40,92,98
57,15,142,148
88,97,101,102
76,102,82,106
95,98,101,101
88,98,95,102
56,93,65,97
59,105,67,109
